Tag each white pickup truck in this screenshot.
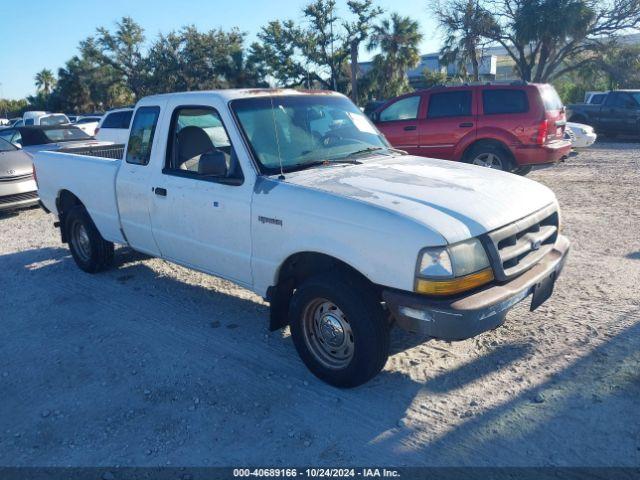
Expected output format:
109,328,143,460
34,89,570,387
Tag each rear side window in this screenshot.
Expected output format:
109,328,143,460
126,107,160,165
379,96,420,122
483,89,529,115
427,91,472,118
591,94,605,105
102,111,133,129
540,86,563,111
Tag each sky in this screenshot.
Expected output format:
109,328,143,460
0,0,440,100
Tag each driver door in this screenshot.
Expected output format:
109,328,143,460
149,104,253,286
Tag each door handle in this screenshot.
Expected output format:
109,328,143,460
153,187,167,197
403,125,417,131
459,122,474,128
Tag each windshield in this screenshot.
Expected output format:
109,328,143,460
0,137,16,152
40,114,69,126
42,127,91,143
231,95,391,173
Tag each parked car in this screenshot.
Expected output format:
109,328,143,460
584,91,608,105
74,115,102,136
565,122,597,149
95,107,133,144
0,137,38,211
371,83,571,174
567,90,640,137
23,111,71,126
34,89,570,387
0,125,111,157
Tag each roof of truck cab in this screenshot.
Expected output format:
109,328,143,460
137,88,344,104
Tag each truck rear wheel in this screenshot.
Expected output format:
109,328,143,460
289,272,390,388
65,206,114,273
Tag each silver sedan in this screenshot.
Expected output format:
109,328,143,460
0,138,38,212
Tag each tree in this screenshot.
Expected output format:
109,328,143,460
344,0,383,101
147,26,268,93
481,0,640,82
252,0,385,96
34,69,56,95
366,13,423,98
89,17,149,98
432,0,495,81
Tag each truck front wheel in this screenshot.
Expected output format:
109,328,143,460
289,272,390,388
65,206,114,273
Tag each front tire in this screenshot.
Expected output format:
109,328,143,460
65,206,114,273
289,272,390,388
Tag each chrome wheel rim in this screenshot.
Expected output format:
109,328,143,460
71,221,91,262
302,298,354,370
472,152,504,169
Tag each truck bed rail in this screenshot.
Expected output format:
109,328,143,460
58,144,125,160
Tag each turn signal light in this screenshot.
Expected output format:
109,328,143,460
415,268,494,296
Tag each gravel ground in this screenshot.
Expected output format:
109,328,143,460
0,142,639,467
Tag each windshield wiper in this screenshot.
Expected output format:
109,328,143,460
342,146,408,159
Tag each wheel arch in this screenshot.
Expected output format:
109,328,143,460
267,251,379,331
56,190,85,243
461,137,516,167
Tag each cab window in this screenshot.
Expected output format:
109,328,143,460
126,107,160,165
164,106,242,184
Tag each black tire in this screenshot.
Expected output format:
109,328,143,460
288,271,390,388
514,165,533,176
65,205,114,273
465,143,514,172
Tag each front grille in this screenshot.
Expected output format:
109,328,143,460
0,173,34,182
484,204,559,281
0,191,38,205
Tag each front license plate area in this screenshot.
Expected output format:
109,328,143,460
530,272,556,311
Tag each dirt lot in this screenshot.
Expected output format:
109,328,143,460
1,142,639,467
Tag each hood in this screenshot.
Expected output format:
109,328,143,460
281,155,556,244
0,149,34,177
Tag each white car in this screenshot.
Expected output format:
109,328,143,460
565,122,597,149
95,108,133,144
23,111,71,126
74,116,102,136
34,89,570,387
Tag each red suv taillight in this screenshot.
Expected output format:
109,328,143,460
536,119,548,145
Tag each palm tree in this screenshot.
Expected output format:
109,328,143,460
34,69,56,95
433,0,495,81
366,14,423,99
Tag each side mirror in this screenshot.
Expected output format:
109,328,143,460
198,150,228,177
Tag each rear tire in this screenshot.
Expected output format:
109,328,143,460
465,143,514,172
65,206,114,273
288,272,390,388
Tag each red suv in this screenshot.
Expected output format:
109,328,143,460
372,83,571,174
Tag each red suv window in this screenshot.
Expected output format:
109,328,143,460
427,91,472,118
482,89,529,115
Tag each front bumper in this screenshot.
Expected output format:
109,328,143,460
384,235,570,341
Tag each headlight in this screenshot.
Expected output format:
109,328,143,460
415,238,493,296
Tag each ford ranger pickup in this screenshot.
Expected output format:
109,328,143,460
33,89,570,387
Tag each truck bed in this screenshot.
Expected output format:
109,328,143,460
34,147,126,244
